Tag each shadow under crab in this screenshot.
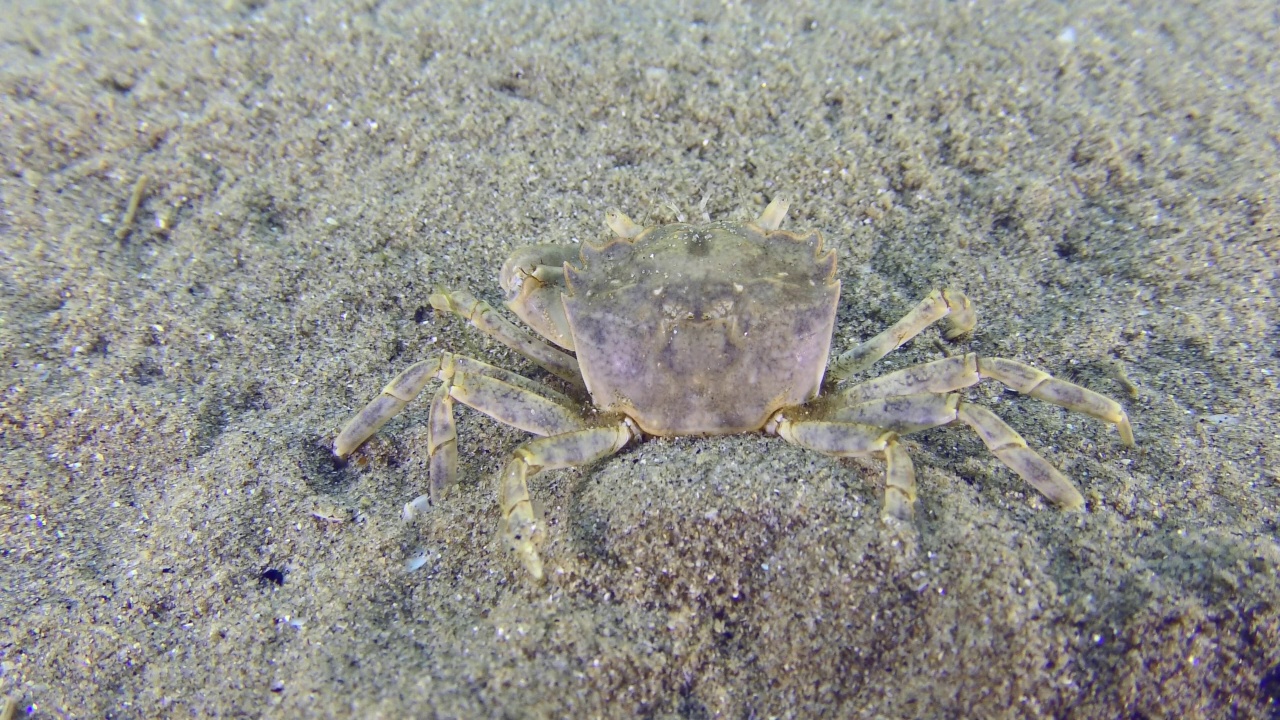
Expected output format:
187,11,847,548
333,198,1135,580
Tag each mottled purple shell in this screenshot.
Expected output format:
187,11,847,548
562,219,840,436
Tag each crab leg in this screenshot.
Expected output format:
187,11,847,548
767,413,918,521
429,289,585,389
837,353,1134,445
498,422,635,580
956,402,1085,509
827,392,1086,509
334,356,445,458
831,288,976,378
827,392,962,434
424,383,456,502
333,353,589,517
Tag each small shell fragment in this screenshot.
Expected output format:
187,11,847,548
404,550,430,572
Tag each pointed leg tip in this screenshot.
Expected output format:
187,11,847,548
428,292,451,312
881,486,917,523
943,317,976,340
1043,481,1085,511
1058,493,1086,512
332,432,359,460
516,547,545,582
1118,418,1136,447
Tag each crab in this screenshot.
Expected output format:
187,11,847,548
333,198,1135,580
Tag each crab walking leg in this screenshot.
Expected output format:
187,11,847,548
956,402,1085,508
333,353,591,518
498,422,635,580
829,393,1085,509
408,371,589,519
403,368,593,516
828,392,963,434
979,357,1136,446
838,353,1135,446
334,357,445,458
334,354,583,457
425,383,457,501
429,289,585,390
767,413,919,521
830,288,976,379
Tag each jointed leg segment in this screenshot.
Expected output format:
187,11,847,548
825,286,1134,514
334,356,447,459
838,353,1134,446
498,422,635,580
824,351,1134,514
429,289,585,389
767,413,918,521
334,353,589,519
334,350,635,579
955,402,1084,508
829,391,1086,509
831,288,976,379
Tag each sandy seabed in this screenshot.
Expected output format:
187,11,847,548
1,0,1277,717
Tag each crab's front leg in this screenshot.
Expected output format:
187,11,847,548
334,353,589,517
334,356,447,459
831,288,976,379
334,355,461,517
498,422,635,580
334,354,635,578
429,289,585,390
